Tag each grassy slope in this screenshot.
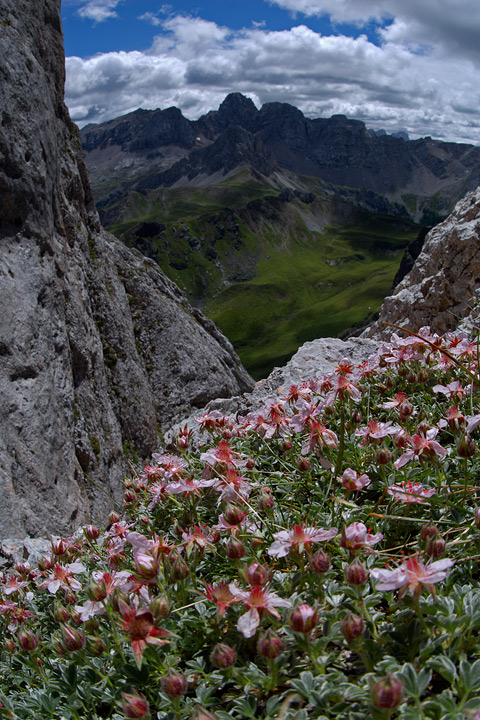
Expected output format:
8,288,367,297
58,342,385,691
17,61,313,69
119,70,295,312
107,174,420,380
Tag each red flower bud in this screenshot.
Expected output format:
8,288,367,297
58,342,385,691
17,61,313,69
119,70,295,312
17,629,39,652
246,457,256,469
376,448,392,465
282,439,292,451
161,670,187,698
87,635,107,656
151,595,171,620
226,536,245,559
84,524,100,540
346,560,368,585
167,553,190,581
223,504,247,526
296,457,310,472
311,550,330,575
107,511,120,527
372,673,404,710
53,603,71,623
256,629,284,659
120,691,150,719
258,487,274,511
60,625,85,652
420,523,437,541
457,435,476,458
38,555,54,571
290,604,318,633
246,562,269,587
426,535,446,558
135,552,159,580
210,643,236,669
51,537,68,556
341,612,365,642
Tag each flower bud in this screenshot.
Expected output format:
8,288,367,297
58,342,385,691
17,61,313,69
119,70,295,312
87,635,107,656
426,535,446,558
457,435,476,458
311,550,330,575
375,448,392,465
120,691,150,719
124,489,136,504
51,537,68,556
87,578,108,602
161,670,187,698
398,400,414,420
210,643,236,669
134,552,159,580
150,595,171,620
296,457,310,472
246,457,256,469
223,504,247,526
53,603,71,623
258,487,274,512
38,555,54,571
84,524,100,540
107,511,120,527
167,553,190,582
226,536,245,559
341,612,365,642
282,439,292,451
346,560,368,585
256,629,284,659
420,523,437,541
246,562,269,587
371,673,404,710
60,625,85,652
5,638,16,653
17,629,39,652
290,604,318,633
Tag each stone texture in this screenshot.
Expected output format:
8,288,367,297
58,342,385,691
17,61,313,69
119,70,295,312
0,0,253,538
364,186,480,340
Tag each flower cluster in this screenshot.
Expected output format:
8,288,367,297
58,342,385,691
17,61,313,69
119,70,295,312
1,326,480,719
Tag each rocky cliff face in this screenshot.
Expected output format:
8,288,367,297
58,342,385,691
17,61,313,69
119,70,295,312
364,186,480,339
0,0,253,538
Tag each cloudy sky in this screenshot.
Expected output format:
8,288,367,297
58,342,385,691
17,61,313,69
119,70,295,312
62,0,480,144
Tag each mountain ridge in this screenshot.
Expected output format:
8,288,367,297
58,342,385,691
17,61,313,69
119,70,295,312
81,92,480,225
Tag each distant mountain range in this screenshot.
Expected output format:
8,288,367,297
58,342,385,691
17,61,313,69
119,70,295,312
79,95,480,377
81,92,480,225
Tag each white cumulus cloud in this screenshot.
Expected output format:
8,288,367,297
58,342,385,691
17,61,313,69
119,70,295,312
65,9,480,145
77,0,124,23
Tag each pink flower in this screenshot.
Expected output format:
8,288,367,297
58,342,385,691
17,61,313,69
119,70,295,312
325,375,362,405
387,481,436,504
301,420,338,456
38,562,86,595
370,555,454,596
433,380,465,400
340,522,383,550
200,580,240,619
395,428,447,469
117,598,171,668
341,468,371,491
268,524,338,558
355,420,400,445
229,583,292,638
200,440,248,469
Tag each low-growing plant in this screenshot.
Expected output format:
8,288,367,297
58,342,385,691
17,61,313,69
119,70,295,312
3,327,480,719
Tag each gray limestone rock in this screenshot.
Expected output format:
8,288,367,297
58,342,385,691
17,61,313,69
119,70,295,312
364,186,480,340
0,0,253,538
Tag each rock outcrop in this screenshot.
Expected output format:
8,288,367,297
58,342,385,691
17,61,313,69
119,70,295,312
364,186,480,339
0,0,253,538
